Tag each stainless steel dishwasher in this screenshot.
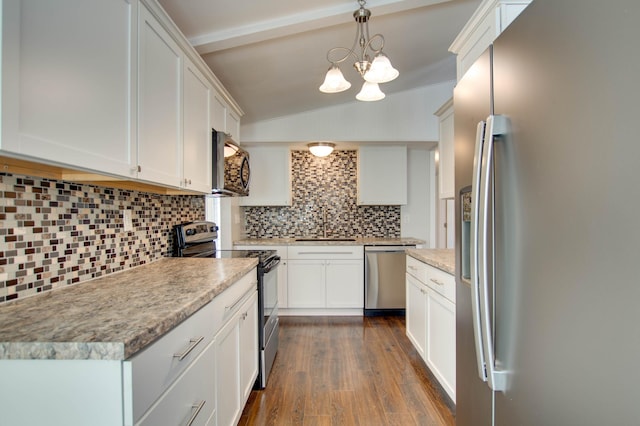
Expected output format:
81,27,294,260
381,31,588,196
364,245,415,316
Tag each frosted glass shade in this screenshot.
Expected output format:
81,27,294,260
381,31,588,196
308,142,335,157
319,65,351,93
356,81,385,101
363,53,399,84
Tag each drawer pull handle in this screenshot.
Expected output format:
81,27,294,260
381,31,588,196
408,265,418,271
174,336,204,361
226,296,246,313
430,278,445,286
185,400,206,426
299,251,353,255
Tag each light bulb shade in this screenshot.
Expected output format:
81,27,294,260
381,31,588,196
319,65,351,93
308,142,335,157
356,81,385,101
363,53,399,84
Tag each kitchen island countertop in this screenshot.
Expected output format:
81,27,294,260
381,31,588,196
406,248,455,275
0,257,258,361
234,237,425,246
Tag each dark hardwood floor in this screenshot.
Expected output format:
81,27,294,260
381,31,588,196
239,316,455,426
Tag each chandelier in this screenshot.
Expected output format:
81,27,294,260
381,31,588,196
319,0,399,101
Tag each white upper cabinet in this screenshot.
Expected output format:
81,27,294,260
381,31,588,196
358,146,407,205
0,0,242,194
137,4,183,188
435,98,454,199
183,58,212,193
1,0,135,177
211,91,227,133
239,146,291,206
449,0,531,81
227,110,241,143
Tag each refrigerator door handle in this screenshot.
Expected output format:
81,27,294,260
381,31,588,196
471,120,488,383
479,115,509,392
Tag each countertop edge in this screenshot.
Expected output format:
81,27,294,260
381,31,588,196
405,249,455,275
234,237,426,246
0,258,259,361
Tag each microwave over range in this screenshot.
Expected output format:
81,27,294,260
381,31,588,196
211,129,250,197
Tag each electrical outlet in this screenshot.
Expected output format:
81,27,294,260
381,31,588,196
123,210,133,232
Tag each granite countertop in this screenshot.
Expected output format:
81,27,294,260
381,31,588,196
0,257,258,361
406,249,455,275
234,237,426,246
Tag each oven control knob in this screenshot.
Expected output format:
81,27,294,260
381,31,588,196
186,229,195,236
210,225,219,232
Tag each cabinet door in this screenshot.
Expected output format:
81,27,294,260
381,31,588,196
211,91,227,133
325,259,363,308
437,99,455,199
426,287,456,402
287,260,325,308
183,59,212,193
226,109,241,142
277,260,289,308
239,292,258,403
214,312,240,426
1,0,135,177
406,273,427,358
239,146,291,206
358,146,407,205
138,5,182,188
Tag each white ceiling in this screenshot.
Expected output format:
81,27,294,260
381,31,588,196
157,0,482,125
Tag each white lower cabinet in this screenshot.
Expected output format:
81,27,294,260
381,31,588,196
425,285,456,400
136,339,216,426
214,286,258,426
0,269,258,426
288,259,325,308
405,256,456,402
287,245,363,312
406,273,427,357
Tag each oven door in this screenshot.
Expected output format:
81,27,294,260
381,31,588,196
262,259,279,342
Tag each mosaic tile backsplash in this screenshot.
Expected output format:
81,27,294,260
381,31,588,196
244,150,400,238
0,174,205,304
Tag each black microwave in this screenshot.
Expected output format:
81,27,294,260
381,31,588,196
211,129,250,197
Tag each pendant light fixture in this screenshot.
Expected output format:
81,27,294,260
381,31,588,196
319,0,399,101
308,142,335,157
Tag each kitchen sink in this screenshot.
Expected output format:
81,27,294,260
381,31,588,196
294,238,357,242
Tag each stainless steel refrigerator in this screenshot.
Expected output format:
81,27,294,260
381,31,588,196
454,1,640,424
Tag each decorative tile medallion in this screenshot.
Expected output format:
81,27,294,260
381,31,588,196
244,150,400,238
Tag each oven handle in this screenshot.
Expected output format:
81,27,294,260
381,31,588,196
262,256,281,273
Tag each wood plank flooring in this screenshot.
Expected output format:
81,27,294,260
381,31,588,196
239,316,455,426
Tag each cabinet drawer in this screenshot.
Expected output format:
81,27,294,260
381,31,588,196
136,340,216,426
406,256,428,282
208,269,257,336
424,263,455,303
130,268,256,421
288,245,363,260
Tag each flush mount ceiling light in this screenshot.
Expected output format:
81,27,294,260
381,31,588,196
308,142,335,157
319,0,399,102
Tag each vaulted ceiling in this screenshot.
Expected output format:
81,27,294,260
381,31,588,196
157,0,481,125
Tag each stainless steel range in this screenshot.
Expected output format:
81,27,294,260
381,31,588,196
173,221,280,389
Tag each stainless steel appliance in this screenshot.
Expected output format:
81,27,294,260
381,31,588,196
455,1,640,424
211,130,250,197
173,221,280,389
364,245,414,315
